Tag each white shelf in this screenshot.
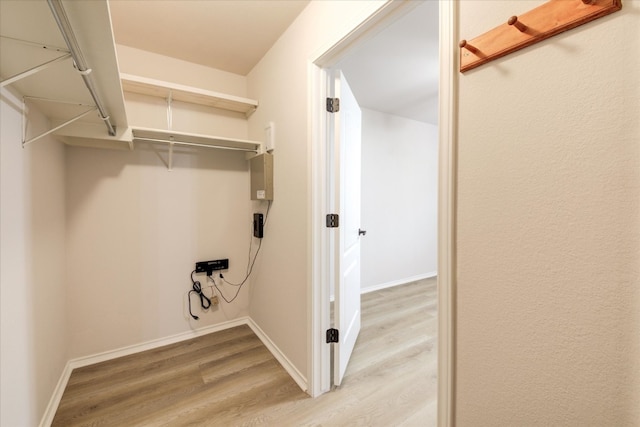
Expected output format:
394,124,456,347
0,0,128,143
1,1,262,167
131,127,261,171
121,73,258,117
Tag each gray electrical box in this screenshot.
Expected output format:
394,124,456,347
250,153,274,200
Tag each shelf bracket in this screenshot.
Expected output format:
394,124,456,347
0,35,69,53
143,141,170,170
244,106,257,119
168,139,175,172
0,53,71,88
166,89,173,131
21,96,98,147
47,0,116,136
23,106,97,147
138,138,175,172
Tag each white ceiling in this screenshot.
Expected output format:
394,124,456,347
337,1,439,124
109,0,310,76
108,0,438,124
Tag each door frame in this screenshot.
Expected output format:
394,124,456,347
308,1,457,426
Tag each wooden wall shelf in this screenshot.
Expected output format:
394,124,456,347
459,0,622,73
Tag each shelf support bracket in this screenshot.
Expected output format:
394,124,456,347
23,106,97,147
166,89,173,131
47,0,116,136
168,139,175,172
21,96,97,147
0,53,71,88
0,35,69,53
143,141,170,170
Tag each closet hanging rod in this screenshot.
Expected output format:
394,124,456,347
133,137,259,152
46,0,116,136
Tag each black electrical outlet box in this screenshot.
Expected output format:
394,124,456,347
253,213,264,239
195,259,229,276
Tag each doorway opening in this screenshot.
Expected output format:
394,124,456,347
327,0,438,389
309,2,456,423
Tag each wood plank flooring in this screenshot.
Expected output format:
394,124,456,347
52,278,437,426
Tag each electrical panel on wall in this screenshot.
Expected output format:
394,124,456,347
250,153,274,201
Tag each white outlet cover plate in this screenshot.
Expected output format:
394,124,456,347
265,122,275,152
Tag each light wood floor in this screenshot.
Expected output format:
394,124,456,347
52,278,437,426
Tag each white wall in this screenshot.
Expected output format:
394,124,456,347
456,1,640,425
360,108,437,291
1,88,67,425
65,50,255,358
246,0,388,381
116,45,248,97
65,145,253,357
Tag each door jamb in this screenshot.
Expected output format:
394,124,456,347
437,2,458,425
308,2,457,426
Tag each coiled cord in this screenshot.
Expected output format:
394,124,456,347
188,270,211,320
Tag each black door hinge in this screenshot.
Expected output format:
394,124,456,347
326,328,339,343
326,97,340,113
326,214,339,228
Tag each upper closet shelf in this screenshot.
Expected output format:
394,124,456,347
121,73,258,117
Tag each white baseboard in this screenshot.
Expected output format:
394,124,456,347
330,271,438,301
39,316,307,426
39,362,73,427
68,317,249,370
247,318,308,393
360,271,437,295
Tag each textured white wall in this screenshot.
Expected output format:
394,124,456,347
456,1,640,425
246,0,387,380
360,108,437,291
1,88,67,425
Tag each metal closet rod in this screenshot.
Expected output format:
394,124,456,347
46,0,116,136
133,137,258,152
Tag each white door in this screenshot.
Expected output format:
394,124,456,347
330,70,362,386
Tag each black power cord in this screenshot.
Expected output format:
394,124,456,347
215,201,271,304
188,269,211,320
